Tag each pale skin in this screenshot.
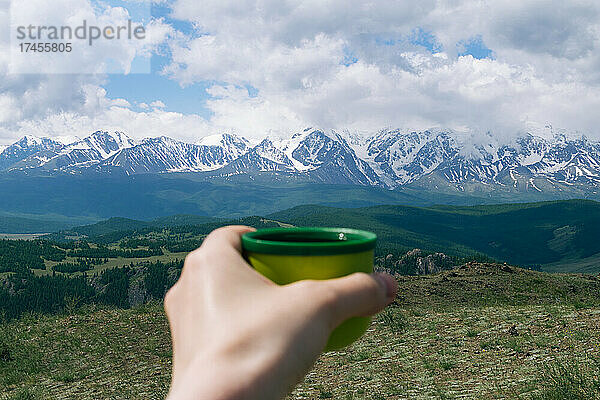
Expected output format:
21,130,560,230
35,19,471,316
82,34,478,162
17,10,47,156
165,226,398,400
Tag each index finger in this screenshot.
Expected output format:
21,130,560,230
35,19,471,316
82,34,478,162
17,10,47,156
201,225,256,254
187,225,274,285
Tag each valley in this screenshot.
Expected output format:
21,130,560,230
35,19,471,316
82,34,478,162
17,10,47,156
2,200,600,399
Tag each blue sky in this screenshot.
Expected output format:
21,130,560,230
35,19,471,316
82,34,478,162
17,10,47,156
102,1,215,117
458,36,494,60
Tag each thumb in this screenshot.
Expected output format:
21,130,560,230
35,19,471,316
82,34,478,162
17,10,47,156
319,272,398,328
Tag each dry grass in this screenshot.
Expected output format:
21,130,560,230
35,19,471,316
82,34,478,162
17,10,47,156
2,264,600,400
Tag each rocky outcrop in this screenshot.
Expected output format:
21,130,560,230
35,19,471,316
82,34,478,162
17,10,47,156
376,249,457,275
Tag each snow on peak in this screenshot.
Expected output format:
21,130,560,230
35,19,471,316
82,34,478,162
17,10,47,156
197,134,225,146
4,127,600,190
109,131,136,147
271,130,315,171
52,130,137,161
5,135,61,150
54,135,81,145
88,130,135,147
198,133,248,147
17,135,45,147
250,138,293,166
24,135,43,145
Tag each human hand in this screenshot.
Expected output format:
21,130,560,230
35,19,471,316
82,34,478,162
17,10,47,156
165,226,398,400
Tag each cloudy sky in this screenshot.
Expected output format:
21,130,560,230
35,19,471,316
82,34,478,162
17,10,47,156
1,0,600,145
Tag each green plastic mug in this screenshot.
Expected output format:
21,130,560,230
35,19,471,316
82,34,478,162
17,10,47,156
241,227,377,351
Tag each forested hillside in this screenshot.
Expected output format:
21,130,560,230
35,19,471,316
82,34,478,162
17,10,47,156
3,199,600,321
0,217,281,319
270,200,600,271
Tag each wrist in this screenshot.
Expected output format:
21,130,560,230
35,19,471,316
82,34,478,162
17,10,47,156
167,347,271,400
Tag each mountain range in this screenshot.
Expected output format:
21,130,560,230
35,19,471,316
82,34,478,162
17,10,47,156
1,127,600,195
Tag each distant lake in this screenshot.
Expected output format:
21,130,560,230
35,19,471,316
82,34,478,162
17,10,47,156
0,233,49,240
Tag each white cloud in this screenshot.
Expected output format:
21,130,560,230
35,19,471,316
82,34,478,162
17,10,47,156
0,92,214,145
205,85,305,137
162,0,600,140
149,100,166,109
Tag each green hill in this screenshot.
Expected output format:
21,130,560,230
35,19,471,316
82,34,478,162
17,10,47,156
0,174,493,221
1,264,599,399
150,214,219,227
54,215,220,236
46,199,600,273
60,217,154,237
47,215,221,242
0,213,99,234
269,200,600,272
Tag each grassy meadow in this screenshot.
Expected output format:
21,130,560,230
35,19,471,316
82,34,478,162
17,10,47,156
2,264,599,400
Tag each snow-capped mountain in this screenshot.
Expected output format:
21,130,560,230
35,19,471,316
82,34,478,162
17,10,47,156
353,128,454,186
337,127,600,191
287,128,380,185
219,129,381,185
2,128,600,194
9,131,136,171
98,134,250,174
0,135,64,170
219,138,296,174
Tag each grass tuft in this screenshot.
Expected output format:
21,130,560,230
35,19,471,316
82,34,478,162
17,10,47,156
531,356,600,400
378,307,409,332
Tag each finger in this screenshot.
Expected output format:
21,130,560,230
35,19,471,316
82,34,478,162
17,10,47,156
201,225,256,254
186,225,273,285
317,272,398,328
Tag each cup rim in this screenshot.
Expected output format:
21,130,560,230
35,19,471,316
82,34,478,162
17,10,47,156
241,227,377,256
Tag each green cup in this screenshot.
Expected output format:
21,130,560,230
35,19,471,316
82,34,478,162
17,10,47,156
241,227,377,351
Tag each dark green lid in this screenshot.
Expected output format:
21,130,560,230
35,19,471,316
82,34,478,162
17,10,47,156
241,227,377,256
